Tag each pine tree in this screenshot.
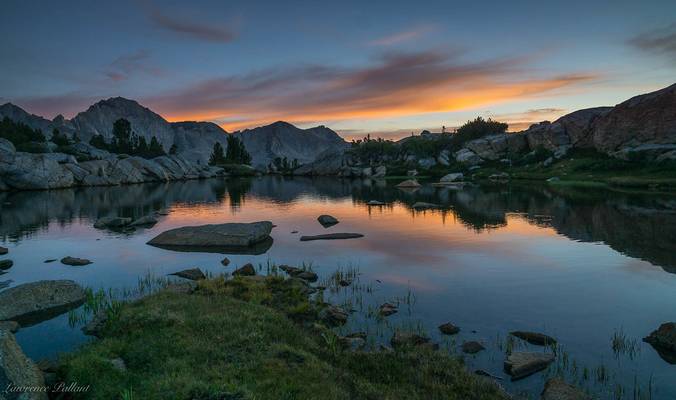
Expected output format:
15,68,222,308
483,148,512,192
169,144,178,155
148,136,165,158
209,142,226,165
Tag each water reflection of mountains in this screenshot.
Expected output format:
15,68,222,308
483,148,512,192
1,177,675,273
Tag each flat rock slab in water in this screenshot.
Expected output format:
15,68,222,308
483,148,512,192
643,322,676,364
462,341,485,354
129,215,159,227
412,202,440,209
541,378,591,400
300,233,364,241
0,330,46,397
169,268,206,281
510,331,557,346
93,216,132,229
391,332,433,349
147,221,273,251
366,200,385,206
504,351,555,380
0,280,86,327
61,256,92,266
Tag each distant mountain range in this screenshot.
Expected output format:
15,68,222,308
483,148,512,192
0,97,347,168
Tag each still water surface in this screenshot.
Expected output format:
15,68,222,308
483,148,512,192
1,177,675,398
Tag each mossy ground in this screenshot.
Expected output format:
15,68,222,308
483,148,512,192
57,276,508,400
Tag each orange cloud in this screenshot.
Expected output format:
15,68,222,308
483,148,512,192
146,50,598,132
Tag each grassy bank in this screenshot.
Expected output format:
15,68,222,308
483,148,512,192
57,276,508,400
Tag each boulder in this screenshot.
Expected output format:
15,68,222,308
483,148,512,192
438,322,460,335
0,152,74,190
147,221,274,250
300,233,364,241
643,322,676,364
462,341,485,354
372,165,387,178
93,216,132,229
396,179,421,188
61,256,92,266
440,173,463,183
319,305,348,326
233,263,256,276
169,268,206,281
0,330,47,400
0,280,86,326
417,157,437,169
221,257,230,266
437,150,451,166
504,352,554,380
317,215,339,227
379,303,398,316
339,332,367,349
0,246,8,255
541,378,591,400
295,271,318,282
407,169,418,177
0,260,13,270
510,331,557,346
129,215,159,227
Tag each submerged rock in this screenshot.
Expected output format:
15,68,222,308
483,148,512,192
129,215,159,227
317,214,339,227
147,221,273,251
0,330,47,400
510,331,557,346
438,322,460,335
379,303,398,316
0,246,7,255
0,280,86,326
93,216,132,229
221,257,230,266
232,263,256,276
541,378,591,400
0,259,13,270
300,233,364,241
391,332,432,349
396,179,421,188
319,305,348,326
643,322,676,364
462,341,485,354
295,271,318,282
61,256,92,266
504,351,554,380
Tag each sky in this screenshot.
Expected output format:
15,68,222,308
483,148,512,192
1,0,675,140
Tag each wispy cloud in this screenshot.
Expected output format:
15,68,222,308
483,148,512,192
144,50,597,131
143,1,237,43
106,50,163,82
488,108,568,131
627,24,676,62
368,25,436,46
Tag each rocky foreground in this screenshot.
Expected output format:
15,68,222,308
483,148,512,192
0,139,224,191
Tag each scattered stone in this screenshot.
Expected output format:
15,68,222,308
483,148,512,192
109,358,126,372
367,200,385,206
82,310,108,337
339,332,367,349
412,202,439,210
541,378,591,400
0,321,20,333
0,260,13,270
391,331,431,349
462,341,485,354
0,330,46,399
300,233,364,241
643,322,676,364
291,230,299,234
221,257,230,266
169,268,206,281
295,271,318,282
0,246,7,255
233,263,256,276
339,279,351,287
279,265,301,275
60,256,92,266
379,303,398,316
147,221,274,250
438,322,460,335
93,216,132,229
129,215,159,227
396,179,421,188
504,352,555,380
44,259,57,263
319,305,348,326
510,331,557,346
317,214,339,227
0,280,86,326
